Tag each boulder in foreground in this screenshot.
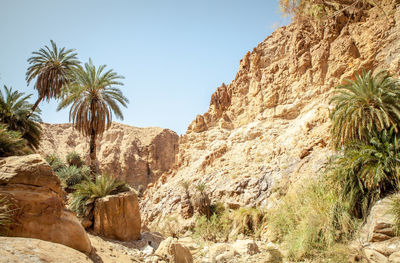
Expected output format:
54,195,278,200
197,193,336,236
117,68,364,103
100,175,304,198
0,154,92,253
0,237,91,263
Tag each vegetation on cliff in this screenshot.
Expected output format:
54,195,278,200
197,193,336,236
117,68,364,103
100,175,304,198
268,69,400,261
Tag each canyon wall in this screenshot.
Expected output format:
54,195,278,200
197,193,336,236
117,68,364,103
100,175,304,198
39,122,179,189
141,1,400,229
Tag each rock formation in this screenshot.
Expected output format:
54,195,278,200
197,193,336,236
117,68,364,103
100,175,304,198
0,237,92,263
93,191,141,241
141,1,400,231
155,237,193,263
39,122,179,189
356,196,400,263
0,154,92,253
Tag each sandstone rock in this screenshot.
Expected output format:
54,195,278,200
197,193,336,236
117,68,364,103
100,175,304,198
208,243,239,263
141,231,165,250
0,237,91,263
360,197,396,242
231,239,260,256
155,237,193,263
39,122,179,189
93,191,141,241
369,237,400,257
364,249,389,263
389,252,400,263
0,154,91,254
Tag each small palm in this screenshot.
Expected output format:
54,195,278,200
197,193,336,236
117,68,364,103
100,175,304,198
0,86,42,149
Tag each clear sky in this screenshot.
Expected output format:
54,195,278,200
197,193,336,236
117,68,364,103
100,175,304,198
0,0,289,135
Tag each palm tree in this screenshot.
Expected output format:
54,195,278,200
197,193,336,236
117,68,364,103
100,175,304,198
26,40,80,116
328,127,400,218
58,59,128,176
330,70,400,148
0,86,42,149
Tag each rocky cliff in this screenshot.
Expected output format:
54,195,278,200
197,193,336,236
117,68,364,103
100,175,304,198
39,122,179,189
141,1,400,229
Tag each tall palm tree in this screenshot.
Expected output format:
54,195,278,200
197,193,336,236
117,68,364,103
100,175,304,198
0,86,42,149
58,59,128,176
330,70,400,148
26,40,80,116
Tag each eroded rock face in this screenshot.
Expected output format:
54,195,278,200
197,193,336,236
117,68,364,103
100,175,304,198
0,237,91,263
0,154,92,253
141,1,400,230
39,122,179,189
93,191,141,241
356,196,400,263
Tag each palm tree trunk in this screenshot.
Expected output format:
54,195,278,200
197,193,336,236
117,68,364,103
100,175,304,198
27,97,42,118
89,127,97,181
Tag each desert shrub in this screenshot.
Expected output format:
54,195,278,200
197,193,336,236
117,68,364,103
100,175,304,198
267,180,358,261
45,154,67,172
193,204,266,242
66,151,84,167
230,207,265,237
157,216,181,238
194,213,232,242
390,195,400,236
69,174,129,216
0,197,13,235
57,165,87,188
192,183,212,218
0,124,29,157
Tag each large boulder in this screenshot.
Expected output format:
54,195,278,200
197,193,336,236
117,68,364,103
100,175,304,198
155,237,193,263
356,195,400,263
0,237,91,263
93,190,141,241
0,154,92,254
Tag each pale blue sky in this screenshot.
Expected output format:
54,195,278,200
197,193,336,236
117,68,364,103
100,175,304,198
0,0,289,134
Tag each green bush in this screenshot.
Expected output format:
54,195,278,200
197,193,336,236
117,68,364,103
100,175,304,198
390,195,400,236
193,204,266,242
69,174,130,217
267,180,357,261
57,165,86,188
66,151,84,167
328,128,400,219
0,124,29,157
45,154,67,172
